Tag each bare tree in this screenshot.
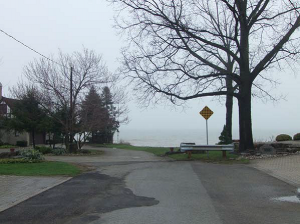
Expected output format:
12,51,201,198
108,84,130,126
111,0,300,151
198,1,237,142
23,48,113,152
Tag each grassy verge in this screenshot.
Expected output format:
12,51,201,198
95,144,169,156
0,161,81,176
0,145,18,149
95,144,249,164
169,151,249,164
84,149,104,155
55,149,104,156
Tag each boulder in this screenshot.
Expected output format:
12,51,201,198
259,144,276,155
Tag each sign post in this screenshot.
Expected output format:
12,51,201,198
206,119,208,145
199,106,214,158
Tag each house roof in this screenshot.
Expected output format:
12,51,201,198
0,97,20,115
1,97,19,108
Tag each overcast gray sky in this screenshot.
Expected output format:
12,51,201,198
0,0,299,142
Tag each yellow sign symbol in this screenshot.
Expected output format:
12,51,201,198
199,106,213,120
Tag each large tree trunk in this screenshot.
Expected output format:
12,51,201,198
69,133,77,153
238,85,254,152
31,130,36,149
225,76,233,141
65,134,69,151
238,10,254,152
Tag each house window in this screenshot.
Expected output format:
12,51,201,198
15,131,20,137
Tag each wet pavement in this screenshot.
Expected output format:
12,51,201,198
1,146,300,223
0,176,70,212
251,154,300,187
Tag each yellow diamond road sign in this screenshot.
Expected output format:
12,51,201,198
200,106,213,120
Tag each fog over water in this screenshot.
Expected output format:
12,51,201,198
115,128,299,147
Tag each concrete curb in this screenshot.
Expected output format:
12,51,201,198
250,165,300,188
0,177,72,213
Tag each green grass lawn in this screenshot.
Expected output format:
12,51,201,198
169,151,249,164
58,149,104,156
96,144,249,164
0,161,81,176
0,145,17,149
85,149,104,155
96,144,170,156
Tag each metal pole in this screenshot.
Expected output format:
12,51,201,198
69,67,73,151
206,119,208,145
206,119,209,158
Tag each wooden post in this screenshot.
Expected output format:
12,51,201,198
222,150,226,158
69,66,73,152
188,151,192,159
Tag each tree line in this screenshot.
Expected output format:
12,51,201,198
2,48,128,152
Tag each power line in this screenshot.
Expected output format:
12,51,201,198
0,28,78,147
0,28,64,67
0,27,99,82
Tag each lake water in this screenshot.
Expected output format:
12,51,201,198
114,129,297,147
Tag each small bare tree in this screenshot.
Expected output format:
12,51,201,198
23,48,113,152
111,0,300,151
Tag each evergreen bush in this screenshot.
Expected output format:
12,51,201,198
35,146,53,154
293,133,300,141
218,125,232,144
275,134,292,141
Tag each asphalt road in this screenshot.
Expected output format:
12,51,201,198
1,148,300,224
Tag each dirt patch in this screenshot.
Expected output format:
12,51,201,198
71,162,97,173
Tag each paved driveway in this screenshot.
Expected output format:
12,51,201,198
251,155,300,187
1,147,300,223
0,176,70,212
97,162,300,224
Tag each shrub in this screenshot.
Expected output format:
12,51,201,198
20,149,44,161
35,146,53,154
275,134,292,142
52,148,66,155
293,133,300,141
16,141,28,147
218,125,232,144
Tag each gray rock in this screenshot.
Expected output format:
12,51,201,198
241,152,250,156
259,144,276,155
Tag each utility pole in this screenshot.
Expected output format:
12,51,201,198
69,66,73,152
117,103,120,143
